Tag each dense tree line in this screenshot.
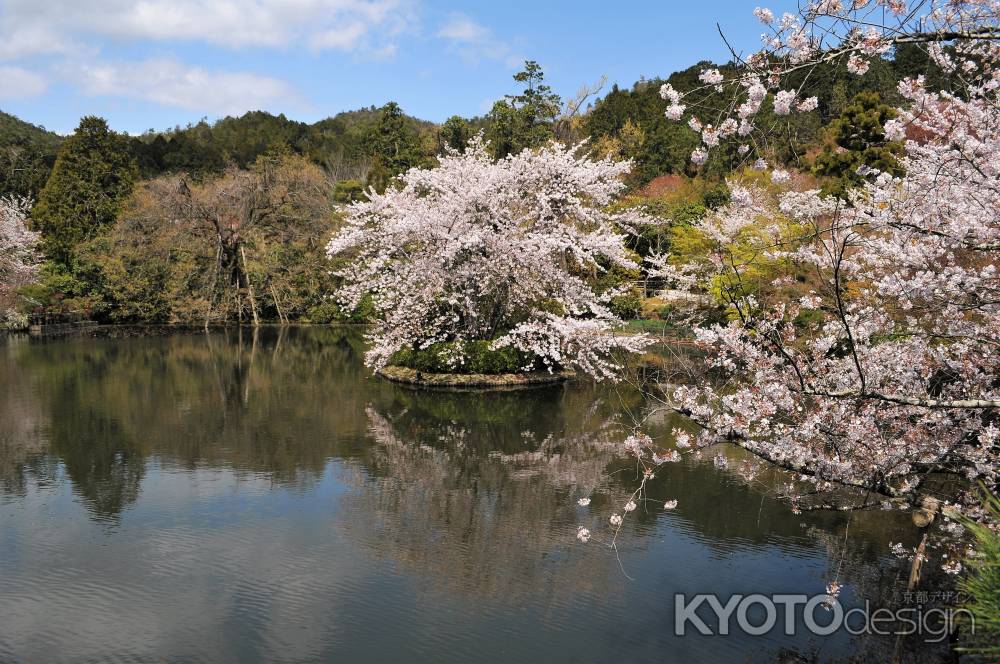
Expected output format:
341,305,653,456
0,53,930,326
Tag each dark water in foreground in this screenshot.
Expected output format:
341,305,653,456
0,328,945,663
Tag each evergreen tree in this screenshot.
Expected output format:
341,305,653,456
440,115,471,152
365,154,391,194
484,100,520,159
32,116,137,267
366,102,423,179
813,91,904,198
486,60,562,158
509,60,561,130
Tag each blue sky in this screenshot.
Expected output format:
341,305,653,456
0,0,799,135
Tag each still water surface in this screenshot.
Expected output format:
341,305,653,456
1,328,935,663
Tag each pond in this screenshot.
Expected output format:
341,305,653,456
0,327,950,663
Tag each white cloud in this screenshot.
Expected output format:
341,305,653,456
437,15,491,43
436,13,521,67
68,59,301,116
0,65,46,99
0,0,413,57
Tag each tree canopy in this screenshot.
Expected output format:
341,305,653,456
31,116,137,269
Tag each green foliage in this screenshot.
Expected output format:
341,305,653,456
122,107,439,181
793,307,825,332
0,110,63,199
485,60,562,158
0,308,29,330
584,64,737,182
366,102,425,180
19,261,98,317
440,115,472,152
510,60,562,125
333,179,365,203
484,100,522,159
89,238,173,323
813,91,905,198
70,153,341,324
390,340,540,375
611,176,721,263
305,294,373,324
585,51,925,187
957,490,1000,659
365,154,392,194
666,173,803,318
609,288,643,320
701,182,732,210
31,116,137,268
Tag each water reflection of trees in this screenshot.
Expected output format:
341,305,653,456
337,385,641,601
1,327,383,519
0,334,54,496
3,327,923,595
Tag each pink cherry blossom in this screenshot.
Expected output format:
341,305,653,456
0,196,40,306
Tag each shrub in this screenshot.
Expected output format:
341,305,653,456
0,308,29,330
390,340,541,375
957,490,1000,660
793,307,825,331
332,179,365,204
306,294,373,324
609,288,643,320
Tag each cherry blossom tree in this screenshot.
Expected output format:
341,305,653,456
326,137,651,379
659,0,1000,506
1,195,40,309
583,1,1000,556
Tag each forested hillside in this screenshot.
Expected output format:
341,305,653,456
0,105,439,201
0,111,63,200
0,48,946,326
127,107,439,181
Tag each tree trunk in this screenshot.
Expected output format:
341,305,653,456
205,242,222,330
240,245,260,327
270,283,287,325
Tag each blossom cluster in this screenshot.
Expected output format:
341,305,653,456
0,195,40,302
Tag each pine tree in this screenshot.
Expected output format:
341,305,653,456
486,61,562,159
813,91,904,198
